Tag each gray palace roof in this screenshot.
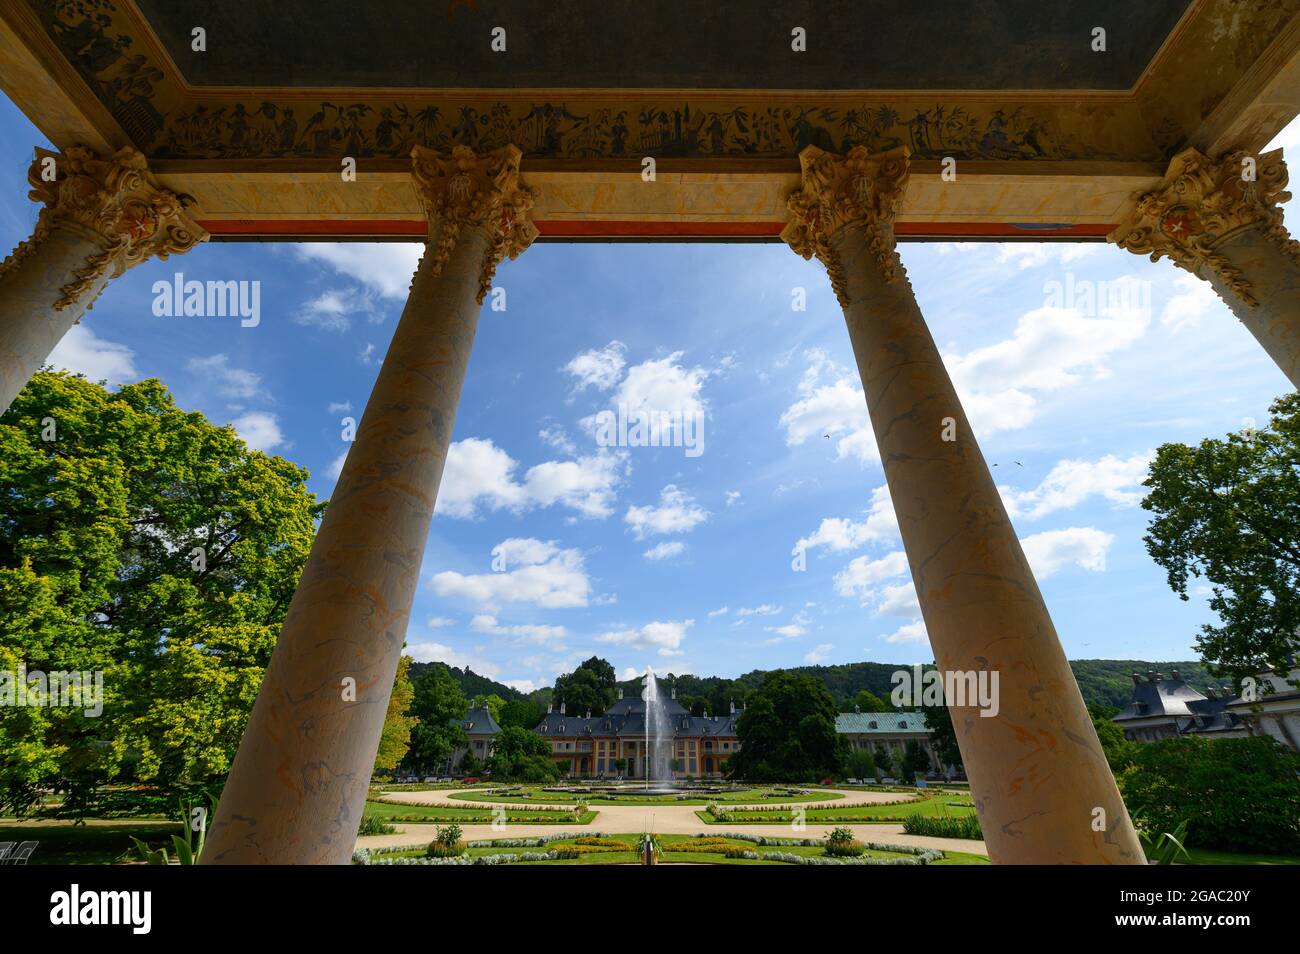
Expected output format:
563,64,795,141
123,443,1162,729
534,694,741,739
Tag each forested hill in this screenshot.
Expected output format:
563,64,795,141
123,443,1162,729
410,657,1214,713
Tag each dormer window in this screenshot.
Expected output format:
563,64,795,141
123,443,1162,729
868,720,877,729
899,721,907,729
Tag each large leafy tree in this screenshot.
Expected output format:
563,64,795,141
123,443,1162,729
0,371,322,815
1143,393,1300,683
553,656,617,716
374,655,417,773
497,697,541,730
726,670,841,782
487,725,560,782
402,663,467,773
921,703,963,771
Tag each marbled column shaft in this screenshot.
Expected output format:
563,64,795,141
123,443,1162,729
0,224,113,412
202,229,488,865
833,224,1143,865
1201,226,1300,388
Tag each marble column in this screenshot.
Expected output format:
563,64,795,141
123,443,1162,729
1111,147,1300,389
783,145,1143,865
0,146,206,413
202,145,537,865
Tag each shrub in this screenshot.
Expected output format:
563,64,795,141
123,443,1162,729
573,837,633,848
902,814,983,839
823,826,866,857
358,815,396,836
1120,736,1300,854
724,847,759,860
425,823,467,857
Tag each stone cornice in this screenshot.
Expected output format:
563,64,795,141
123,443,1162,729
1109,147,1300,307
410,144,539,304
7,145,207,310
781,145,910,307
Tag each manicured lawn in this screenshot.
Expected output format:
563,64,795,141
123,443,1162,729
377,837,982,868
1184,847,1300,865
701,797,976,824
0,821,179,865
449,786,840,806
364,800,597,824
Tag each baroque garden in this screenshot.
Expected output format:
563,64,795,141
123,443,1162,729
1,0,1300,873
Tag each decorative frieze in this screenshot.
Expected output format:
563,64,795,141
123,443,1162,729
1109,147,1300,308
0,146,207,311
781,145,911,308
410,144,539,304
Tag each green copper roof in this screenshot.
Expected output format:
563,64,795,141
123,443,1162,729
835,712,930,734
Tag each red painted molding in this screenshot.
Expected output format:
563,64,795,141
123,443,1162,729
196,218,1116,240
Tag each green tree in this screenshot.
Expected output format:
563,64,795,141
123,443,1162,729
844,747,876,780
374,655,417,774
403,664,467,773
903,739,931,778
922,704,963,771
498,697,541,730
0,372,321,816
726,671,842,782
1088,703,1135,773
1143,393,1300,683
472,693,506,724
852,689,891,712
553,656,617,716
1119,735,1300,854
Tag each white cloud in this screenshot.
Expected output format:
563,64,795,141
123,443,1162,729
725,490,741,507
613,352,709,423
427,616,455,629
503,678,540,693
644,541,686,561
294,287,379,332
186,354,263,400
944,295,1150,436
1159,272,1222,334
707,606,729,618
469,613,567,645
1000,452,1153,520
46,324,137,386
430,539,591,610
231,411,285,452
295,243,423,299
798,485,899,554
876,581,922,617
833,551,910,598
538,424,577,455
779,349,877,465
736,604,781,617
625,484,709,539
325,447,349,481
564,341,627,392
327,400,353,415
764,623,807,643
804,643,834,664
994,242,1099,270
881,621,929,645
597,619,692,657
435,438,623,520
1020,527,1115,579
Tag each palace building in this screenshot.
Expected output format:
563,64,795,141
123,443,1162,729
534,689,741,779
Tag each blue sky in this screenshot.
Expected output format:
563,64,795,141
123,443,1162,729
5,94,1297,692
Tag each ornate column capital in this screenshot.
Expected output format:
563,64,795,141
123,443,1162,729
1109,147,1300,307
780,145,911,307
17,145,208,310
410,143,539,304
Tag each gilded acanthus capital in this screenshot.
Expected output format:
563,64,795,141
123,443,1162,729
17,145,207,310
781,145,911,307
410,143,539,304
1109,147,1300,307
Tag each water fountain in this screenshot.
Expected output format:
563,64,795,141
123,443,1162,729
642,668,677,793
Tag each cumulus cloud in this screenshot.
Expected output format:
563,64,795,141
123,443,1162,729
1000,452,1153,520
797,485,898,554
779,349,876,465
1159,272,1223,334
596,619,692,657
294,287,380,332
625,485,709,539
1020,527,1115,579
804,643,835,664
231,411,285,452
469,613,567,646
435,438,623,520
295,243,422,299
430,538,592,609
406,641,500,678
564,341,627,392
186,354,263,400
324,447,349,481
833,551,910,598
881,621,929,644
613,352,709,423
644,541,686,561
46,324,138,386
